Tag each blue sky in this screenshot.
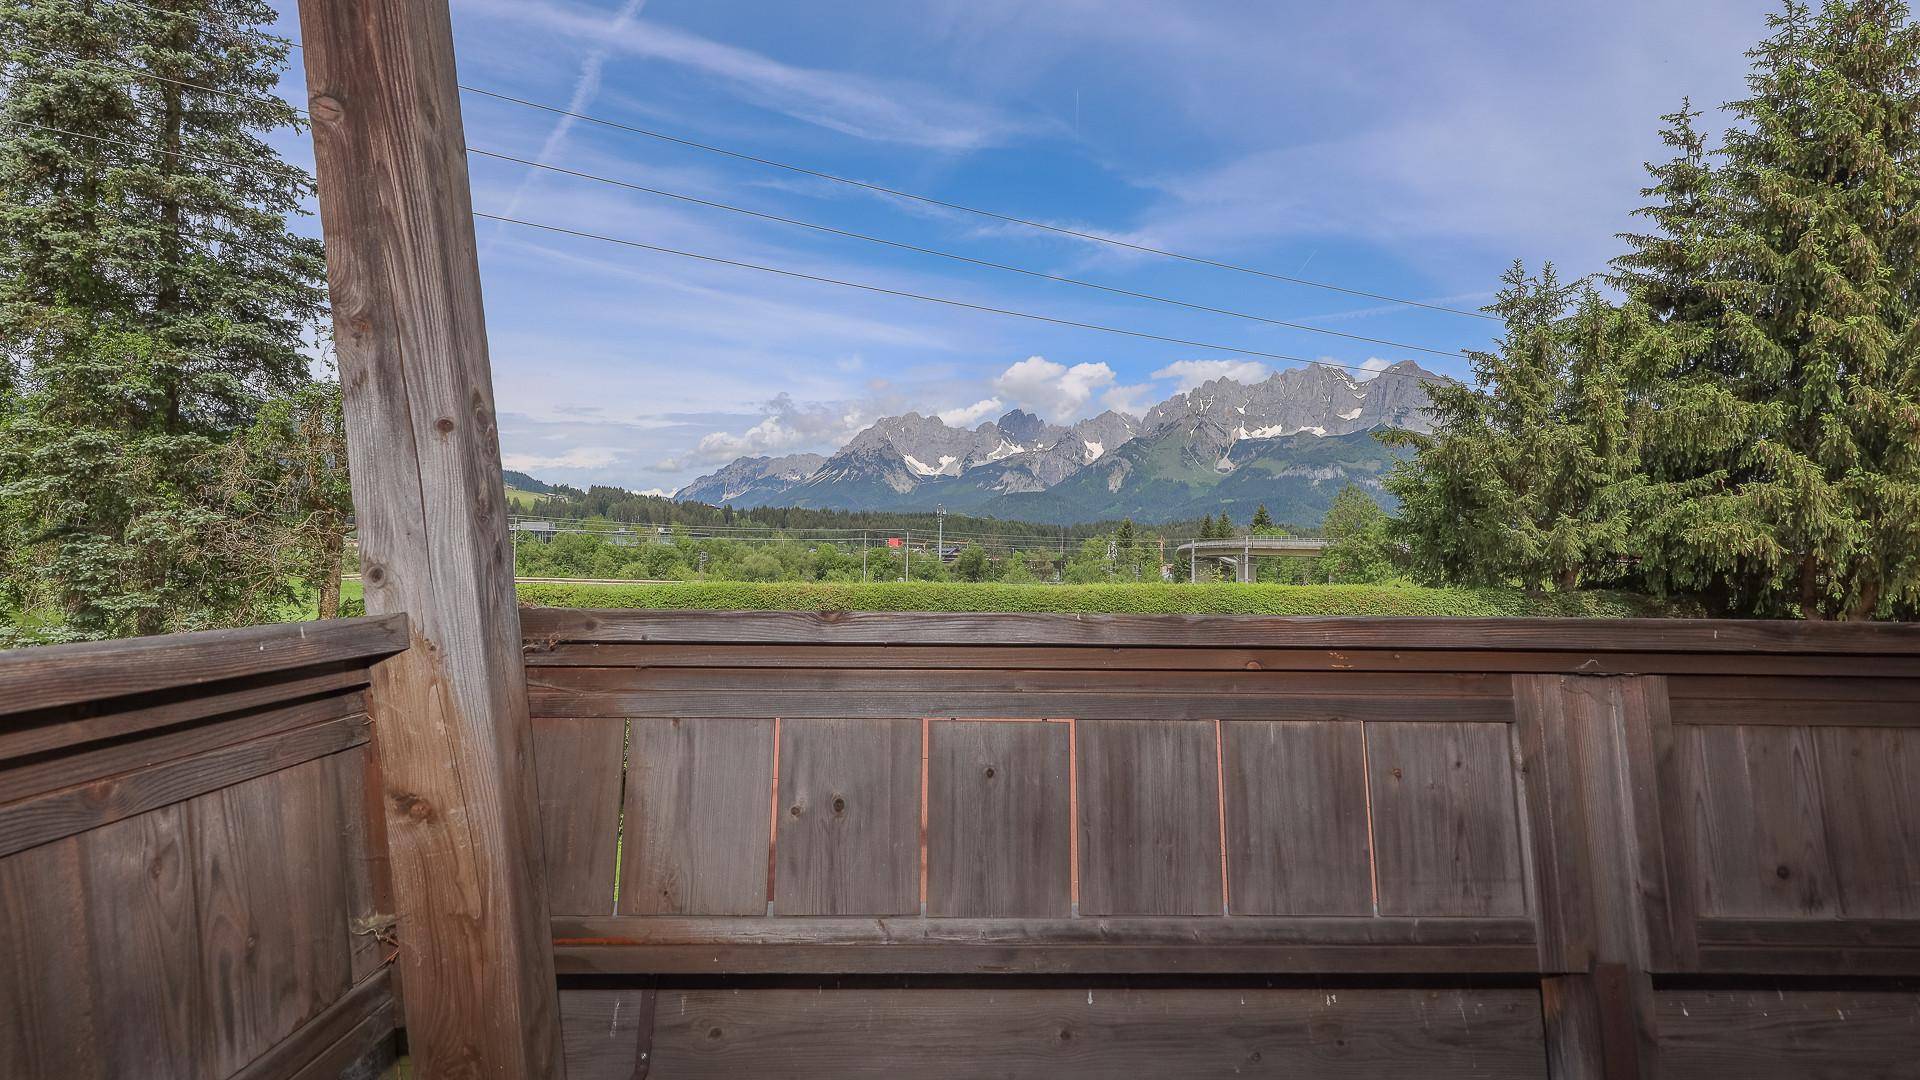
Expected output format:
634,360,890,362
264,0,1777,494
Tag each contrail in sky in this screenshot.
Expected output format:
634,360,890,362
485,0,651,250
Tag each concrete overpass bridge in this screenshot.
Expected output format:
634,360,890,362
1174,536,1329,583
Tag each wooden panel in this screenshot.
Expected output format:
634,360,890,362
0,714,368,858
78,804,206,1080
0,614,406,718
330,745,394,983
0,837,100,1078
525,642,1920,678
559,989,654,1080
926,721,1071,918
536,667,1513,696
520,607,1920,655
1367,721,1526,917
622,718,774,916
191,759,354,1076
552,914,1539,975
1670,697,1920,726
532,717,624,916
1221,720,1372,915
645,987,1548,1078
1813,726,1920,918
1653,989,1920,1079
1076,719,1222,916
773,718,920,915
1668,675,1920,701
227,971,397,1080
1682,724,1837,917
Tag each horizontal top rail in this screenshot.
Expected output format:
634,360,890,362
520,609,1920,657
0,614,410,718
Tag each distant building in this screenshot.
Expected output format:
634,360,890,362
510,520,556,543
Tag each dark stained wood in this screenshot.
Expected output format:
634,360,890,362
1642,679,1702,970
0,715,368,858
1653,988,1920,1078
926,720,1072,918
298,0,565,1069
0,664,369,765
0,690,367,806
1619,676,1687,972
227,970,398,1080
78,804,206,1079
523,641,1920,678
1668,697,1920,727
1812,726,1920,919
773,718,921,915
532,717,625,916
1221,720,1373,915
622,717,774,916
1683,724,1837,918
643,987,1549,1078
1689,945,1920,975
0,836,100,1078
533,666,1512,697
1367,721,1527,917
558,989,656,1080
520,608,1920,655
330,745,395,984
529,687,1514,723
190,759,353,1075
0,614,406,718
1694,917,1920,948
1666,675,1920,701
1075,719,1223,916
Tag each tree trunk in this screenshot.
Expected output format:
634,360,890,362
1798,552,1829,620
315,528,343,620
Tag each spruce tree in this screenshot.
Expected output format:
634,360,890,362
1250,504,1274,532
0,0,326,639
1614,0,1920,618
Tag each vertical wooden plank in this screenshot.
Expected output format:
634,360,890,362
1813,726,1920,919
534,717,626,916
926,721,1071,918
1368,721,1526,917
774,718,920,915
1076,719,1222,916
560,989,656,1080
330,744,395,984
0,837,102,1079
622,718,775,916
191,761,353,1076
1688,725,1836,917
1220,720,1372,915
296,0,563,1071
77,805,205,1080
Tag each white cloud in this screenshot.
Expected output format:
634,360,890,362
503,447,624,471
1353,358,1394,382
637,488,675,498
991,356,1116,422
1099,383,1158,418
1150,359,1270,391
663,393,874,469
937,397,1005,427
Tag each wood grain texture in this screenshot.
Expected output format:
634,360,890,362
532,717,625,916
926,721,1071,917
0,614,405,719
1653,989,1920,1079
1682,724,1837,917
1367,721,1527,917
774,718,920,915
644,987,1548,1078
330,745,395,984
1221,720,1373,915
523,641,1920,678
559,989,655,1080
622,718,774,916
519,607,1920,655
1812,726,1920,919
1076,719,1223,916
298,0,563,1070
0,836,100,1078
0,714,367,859
190,759,353,1075
227,971,397,1080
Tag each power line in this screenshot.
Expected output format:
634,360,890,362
477,210,1447,385
0,116,313,182
457,85,1499,322
467,147,1468,360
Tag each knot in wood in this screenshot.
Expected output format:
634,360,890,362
984,766,996,779
831,796,847,814
310,95,345,124
435,417,455,434
393,791,435,822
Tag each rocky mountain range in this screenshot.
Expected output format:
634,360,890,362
676,360,1448,524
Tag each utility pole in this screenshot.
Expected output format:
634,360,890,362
905,529,911,580
862,529,868,582
936,504,946,565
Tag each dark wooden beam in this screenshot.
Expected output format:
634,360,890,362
295,0,563,1074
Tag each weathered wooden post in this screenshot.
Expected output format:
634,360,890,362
295,0,564,1074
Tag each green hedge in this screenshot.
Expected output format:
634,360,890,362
513,580,1667,618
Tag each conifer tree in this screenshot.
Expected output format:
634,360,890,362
1614,0,1920,618
0,0,327,638
1250,504,1274,532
